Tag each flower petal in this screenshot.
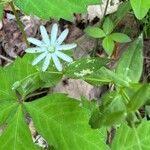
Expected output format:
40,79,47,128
56,28,69,45
51,24,58,45
32,52,47,66
52,54,62,71
56,51,73,62
56,43,77,51
40,26,50,45
27,37,43,47
25,47,46,53
42,54,52,72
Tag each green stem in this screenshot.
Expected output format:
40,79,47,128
100,0,110,26
10,1,29,47
91,0,110,56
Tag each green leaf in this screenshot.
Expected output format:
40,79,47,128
112,121,150,150
127,84,150,112
102,37,115,55
65,57,109,78
89,91,126,128
130,0,150,20
0,54,38,100
39,71,62,88
0,105,38,150
0,101,17,125
84,26,106,38
14,0,101,21
85,67,129,87
80,96,97,112
109,33,131,43
25,93,110,150
116,36,143,83
103,17,114,35
113,1,131,26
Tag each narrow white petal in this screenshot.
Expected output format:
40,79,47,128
56,29,69,45
51,24,58,45
25,47,46,53
52,54,62,71
32,52,47,66
56,43,77,50
42,54,52,72
56,51,73,62
27,37,43,47
40,26,50,45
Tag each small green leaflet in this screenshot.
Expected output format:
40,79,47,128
84,26,106,38
116,36,143,83
25,93,110,150
102,36,114,56
102,17,114,35
14,0,102,21
112,121,150,150
109,33,131,43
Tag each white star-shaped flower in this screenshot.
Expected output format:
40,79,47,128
25,24,77,72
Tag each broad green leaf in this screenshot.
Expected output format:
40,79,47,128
116,36,143,83
14,0,101,21
65,57,109,78
102,17,114,35
102,37,115,55
127,84,150,112
0,101,17,125
0,105,38,150
39,71,62,88
109,33,131,43
89,92,126,128
25,93,110,150
130,0,150,20
84,26,106,38
0,55,37,100
85,67,129,87
112,121,150,150
0,54,37,100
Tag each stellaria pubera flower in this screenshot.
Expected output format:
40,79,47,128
25,24,77,71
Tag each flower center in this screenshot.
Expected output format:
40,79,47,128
48,46,55,53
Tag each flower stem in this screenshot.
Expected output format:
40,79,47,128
100,0,110,26
10,1,29,47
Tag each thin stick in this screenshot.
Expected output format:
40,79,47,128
0,54,13,62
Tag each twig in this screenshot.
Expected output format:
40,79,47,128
24,90,48,101
0,54,13,62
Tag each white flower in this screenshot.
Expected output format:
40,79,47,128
25,24,77,72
